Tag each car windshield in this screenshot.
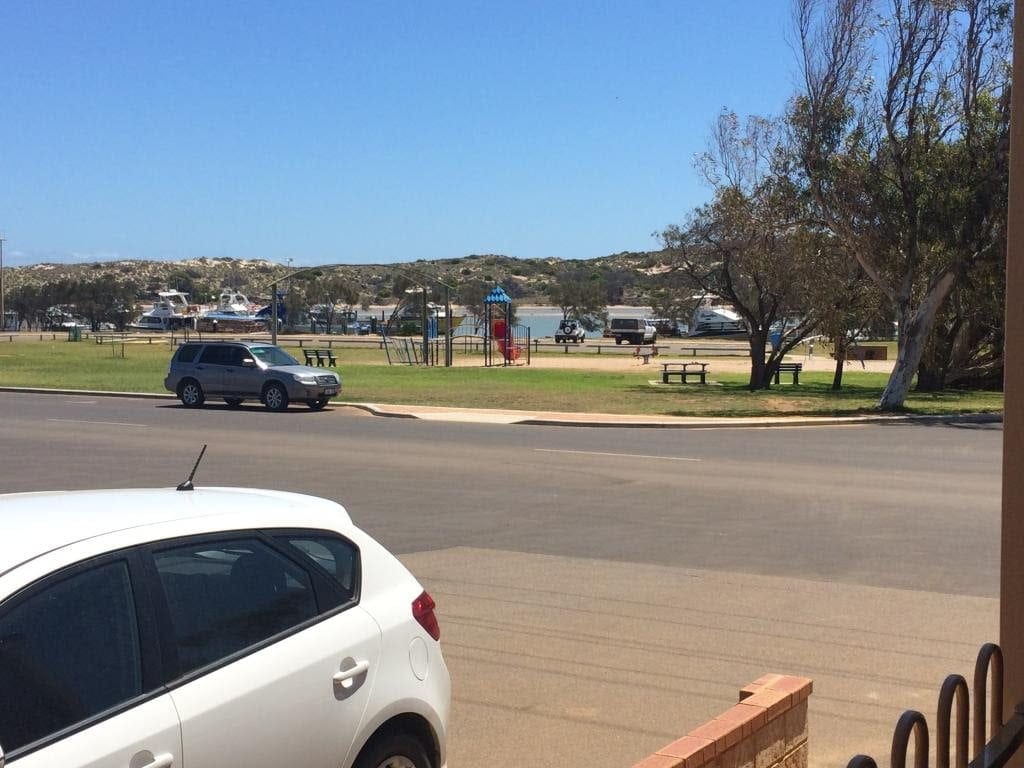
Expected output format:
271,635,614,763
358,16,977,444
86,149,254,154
249,346,298,367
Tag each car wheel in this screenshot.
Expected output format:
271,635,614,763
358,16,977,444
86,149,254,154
178,379,205,408
615,337,622,345
263,382,289,411
354,732,432,768
306,397,329,410
224,397,244,407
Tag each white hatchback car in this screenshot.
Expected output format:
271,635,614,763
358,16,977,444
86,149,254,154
0,487,449,768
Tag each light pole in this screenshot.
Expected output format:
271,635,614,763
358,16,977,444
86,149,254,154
0,234,6,332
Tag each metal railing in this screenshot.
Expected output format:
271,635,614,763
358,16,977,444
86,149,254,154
848,644,1024,768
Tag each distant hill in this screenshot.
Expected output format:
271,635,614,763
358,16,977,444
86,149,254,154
5,252,673,306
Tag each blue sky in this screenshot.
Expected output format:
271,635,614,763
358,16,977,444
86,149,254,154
1,1,800,266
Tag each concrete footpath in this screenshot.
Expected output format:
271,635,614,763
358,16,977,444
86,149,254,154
409,548,997,768
0,387,1004,429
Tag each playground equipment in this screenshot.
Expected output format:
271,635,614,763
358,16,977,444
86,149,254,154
483,285,530,366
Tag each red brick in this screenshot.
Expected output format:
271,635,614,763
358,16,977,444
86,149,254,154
691,717,743,751
632,754,685,768
742,688,792,721
660,735,715,766
715,703,768,739
766,676,813,700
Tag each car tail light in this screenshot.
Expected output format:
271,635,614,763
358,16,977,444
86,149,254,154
412,591,440,641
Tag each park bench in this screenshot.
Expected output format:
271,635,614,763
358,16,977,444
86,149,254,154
303,348,337,367
633,345,659,364
773,362,803,385
661,361,709,385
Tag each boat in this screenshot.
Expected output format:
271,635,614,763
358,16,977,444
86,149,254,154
386,298,465,337
130,291,199,331
688,297,748,338
195,289,265,333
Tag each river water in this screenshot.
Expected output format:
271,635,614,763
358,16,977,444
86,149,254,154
363,304,657,338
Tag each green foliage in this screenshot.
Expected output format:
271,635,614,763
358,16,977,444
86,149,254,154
547,266,608,331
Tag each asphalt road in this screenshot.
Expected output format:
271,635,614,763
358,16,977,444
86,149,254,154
0,391,1000,596
0,392,1004,767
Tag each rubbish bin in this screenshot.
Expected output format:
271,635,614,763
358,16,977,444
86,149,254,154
67,326,82,342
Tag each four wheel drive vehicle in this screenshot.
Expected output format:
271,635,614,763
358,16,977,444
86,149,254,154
165,341,341,411
609,317,657,345
0,486,450,768
554,319,586,343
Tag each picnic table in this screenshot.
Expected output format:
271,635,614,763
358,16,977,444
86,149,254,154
661,361,709,385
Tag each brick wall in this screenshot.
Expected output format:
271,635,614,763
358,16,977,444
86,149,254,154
631,674,813,768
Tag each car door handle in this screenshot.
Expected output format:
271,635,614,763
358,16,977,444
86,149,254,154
333,659,370,684
136,753,174,768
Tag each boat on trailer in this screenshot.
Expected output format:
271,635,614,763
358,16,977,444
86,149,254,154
130,291,199,331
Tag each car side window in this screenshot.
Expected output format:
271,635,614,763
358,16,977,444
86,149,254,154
0,561,142,756
278,534,359,603
223,346,248,366
176,343,202,363
198,345,228,365
152,538,318,677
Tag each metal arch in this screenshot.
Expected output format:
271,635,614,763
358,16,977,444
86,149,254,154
974,643,1005,757
892,710,930,768
937,674,970,768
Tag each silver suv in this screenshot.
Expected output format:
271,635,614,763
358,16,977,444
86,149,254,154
164,341,341,411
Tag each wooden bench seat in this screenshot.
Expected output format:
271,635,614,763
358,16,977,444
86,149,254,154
773,362,803,384
303,348,337,367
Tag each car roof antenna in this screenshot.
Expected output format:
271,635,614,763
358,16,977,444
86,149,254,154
176,444,208,491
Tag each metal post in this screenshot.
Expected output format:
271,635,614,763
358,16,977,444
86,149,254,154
0,234,5,332
421,288,429,365
1002,4,1024,762
271,281,279,345
445,286,452,367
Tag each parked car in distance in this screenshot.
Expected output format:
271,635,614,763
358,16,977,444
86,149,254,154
649,318,683,337
554,319,586,343
609,317,657,345
164,340,341,411
0,486,450,768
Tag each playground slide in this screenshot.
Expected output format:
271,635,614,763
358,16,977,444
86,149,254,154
492,320,521,361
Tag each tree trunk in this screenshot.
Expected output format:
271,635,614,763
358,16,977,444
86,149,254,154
832,337,846,390
748,330,769,390
878,272,957,410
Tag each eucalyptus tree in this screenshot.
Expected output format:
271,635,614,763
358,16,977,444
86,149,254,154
660,110,822,390
792,0,1011,409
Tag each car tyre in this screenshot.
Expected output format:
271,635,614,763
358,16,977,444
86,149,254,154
306,397,329,410
354,732,432,768
263,382,289,411
224,397,244,407
178,379,205,408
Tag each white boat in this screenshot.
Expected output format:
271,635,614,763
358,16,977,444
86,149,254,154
195,289,265,332
689,297,747,338
130,291,199,331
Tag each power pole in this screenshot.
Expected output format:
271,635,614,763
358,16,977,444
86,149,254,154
0,234,5,332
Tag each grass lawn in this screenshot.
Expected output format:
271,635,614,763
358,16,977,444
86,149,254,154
0,338,1003,417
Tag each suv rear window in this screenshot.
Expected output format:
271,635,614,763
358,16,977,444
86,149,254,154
176,343,202,363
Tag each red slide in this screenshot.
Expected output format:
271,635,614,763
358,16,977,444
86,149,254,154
492,320,521,361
